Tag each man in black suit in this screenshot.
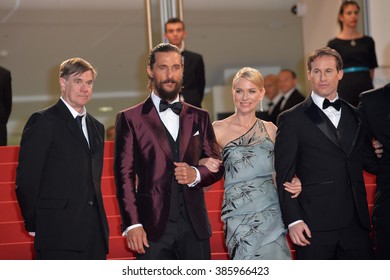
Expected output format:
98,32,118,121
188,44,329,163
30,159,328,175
269,69,305,124
15,58,109,259
358,83,390,259
0,66,12,146
275,47,376,259
165,18,205,108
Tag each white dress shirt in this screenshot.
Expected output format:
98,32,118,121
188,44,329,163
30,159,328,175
61,96,89,144
151,92,180,140
311,92,341,128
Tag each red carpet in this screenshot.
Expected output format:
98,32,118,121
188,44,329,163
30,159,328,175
0,142,375,260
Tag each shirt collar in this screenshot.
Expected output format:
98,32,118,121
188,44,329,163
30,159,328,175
271,93,283,104
311,91,339,109
178,41,185,52
60,96,86,118
282,88,296,101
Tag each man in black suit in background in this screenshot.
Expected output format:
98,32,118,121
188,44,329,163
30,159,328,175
275,47,377,259
15,58,109,259
165,18,206,108
269,69,305,123
358,83,390,259
0,66,12,146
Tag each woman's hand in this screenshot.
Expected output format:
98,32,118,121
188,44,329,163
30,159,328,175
199,157,222,173
284,177,302,198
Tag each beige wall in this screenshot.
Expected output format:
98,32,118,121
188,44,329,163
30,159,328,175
1,6,304,145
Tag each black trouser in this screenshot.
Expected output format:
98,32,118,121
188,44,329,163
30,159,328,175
137,216,210,260
295,214,373,260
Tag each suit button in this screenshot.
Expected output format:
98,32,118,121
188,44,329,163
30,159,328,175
87,200,94,206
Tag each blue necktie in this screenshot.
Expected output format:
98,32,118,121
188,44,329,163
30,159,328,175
75,115,83,130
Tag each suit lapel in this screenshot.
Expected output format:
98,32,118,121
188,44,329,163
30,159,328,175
57,100,90,153
142,97,174,161
340,100,362,157
86,114,103,155
303,97,340,148
179,103,195,161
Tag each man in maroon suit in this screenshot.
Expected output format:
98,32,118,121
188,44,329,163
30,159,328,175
114,43,224,260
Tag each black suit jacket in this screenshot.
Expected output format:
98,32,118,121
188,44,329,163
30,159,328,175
358,83,390,216
114,97,223,241
275,97,372,232
0,66,12,145
268,88,305,124
181,50,205,108
16,99,109,252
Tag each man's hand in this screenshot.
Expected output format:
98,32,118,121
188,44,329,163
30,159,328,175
174,162,196,184
126,226,149,254
289,221,311,246
373,139,383,159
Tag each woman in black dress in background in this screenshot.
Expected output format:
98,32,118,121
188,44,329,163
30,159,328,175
327,0,377,107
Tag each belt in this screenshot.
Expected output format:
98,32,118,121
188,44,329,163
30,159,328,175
343,66,369,73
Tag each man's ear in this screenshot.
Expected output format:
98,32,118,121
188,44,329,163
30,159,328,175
147,66,153,79
59,77,67,89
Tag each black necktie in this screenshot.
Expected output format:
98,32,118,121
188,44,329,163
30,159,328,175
159,100,182,115
322,99,341,111
75,115,83,130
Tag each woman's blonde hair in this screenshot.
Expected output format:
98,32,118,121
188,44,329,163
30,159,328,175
232,67,264,90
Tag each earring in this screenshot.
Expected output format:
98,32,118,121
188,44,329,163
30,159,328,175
259,100,263,112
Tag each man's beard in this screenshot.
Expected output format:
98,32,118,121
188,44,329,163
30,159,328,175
154,78,183,101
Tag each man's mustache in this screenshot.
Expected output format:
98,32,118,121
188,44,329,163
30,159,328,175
162,79,176,84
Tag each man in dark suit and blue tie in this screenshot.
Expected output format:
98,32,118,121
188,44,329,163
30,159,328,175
114,43,223,260
15,58,109,259
164,18,206,108
275,47,377,259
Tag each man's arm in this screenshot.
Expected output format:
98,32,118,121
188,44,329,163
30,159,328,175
114,112,139,231
194,112,224,187
274,113,301,225
15,113,52,232
274,112,311,246
114,112,150,253
357,94,380,174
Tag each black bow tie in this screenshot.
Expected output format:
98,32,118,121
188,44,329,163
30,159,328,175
159,100,182,115
322,98,341,111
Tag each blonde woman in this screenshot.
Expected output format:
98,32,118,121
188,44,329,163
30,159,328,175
203,67,300,259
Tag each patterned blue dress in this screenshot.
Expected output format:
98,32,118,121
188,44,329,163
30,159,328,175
221,119,291,260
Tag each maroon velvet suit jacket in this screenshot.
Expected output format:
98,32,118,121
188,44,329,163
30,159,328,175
114,97,224,241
